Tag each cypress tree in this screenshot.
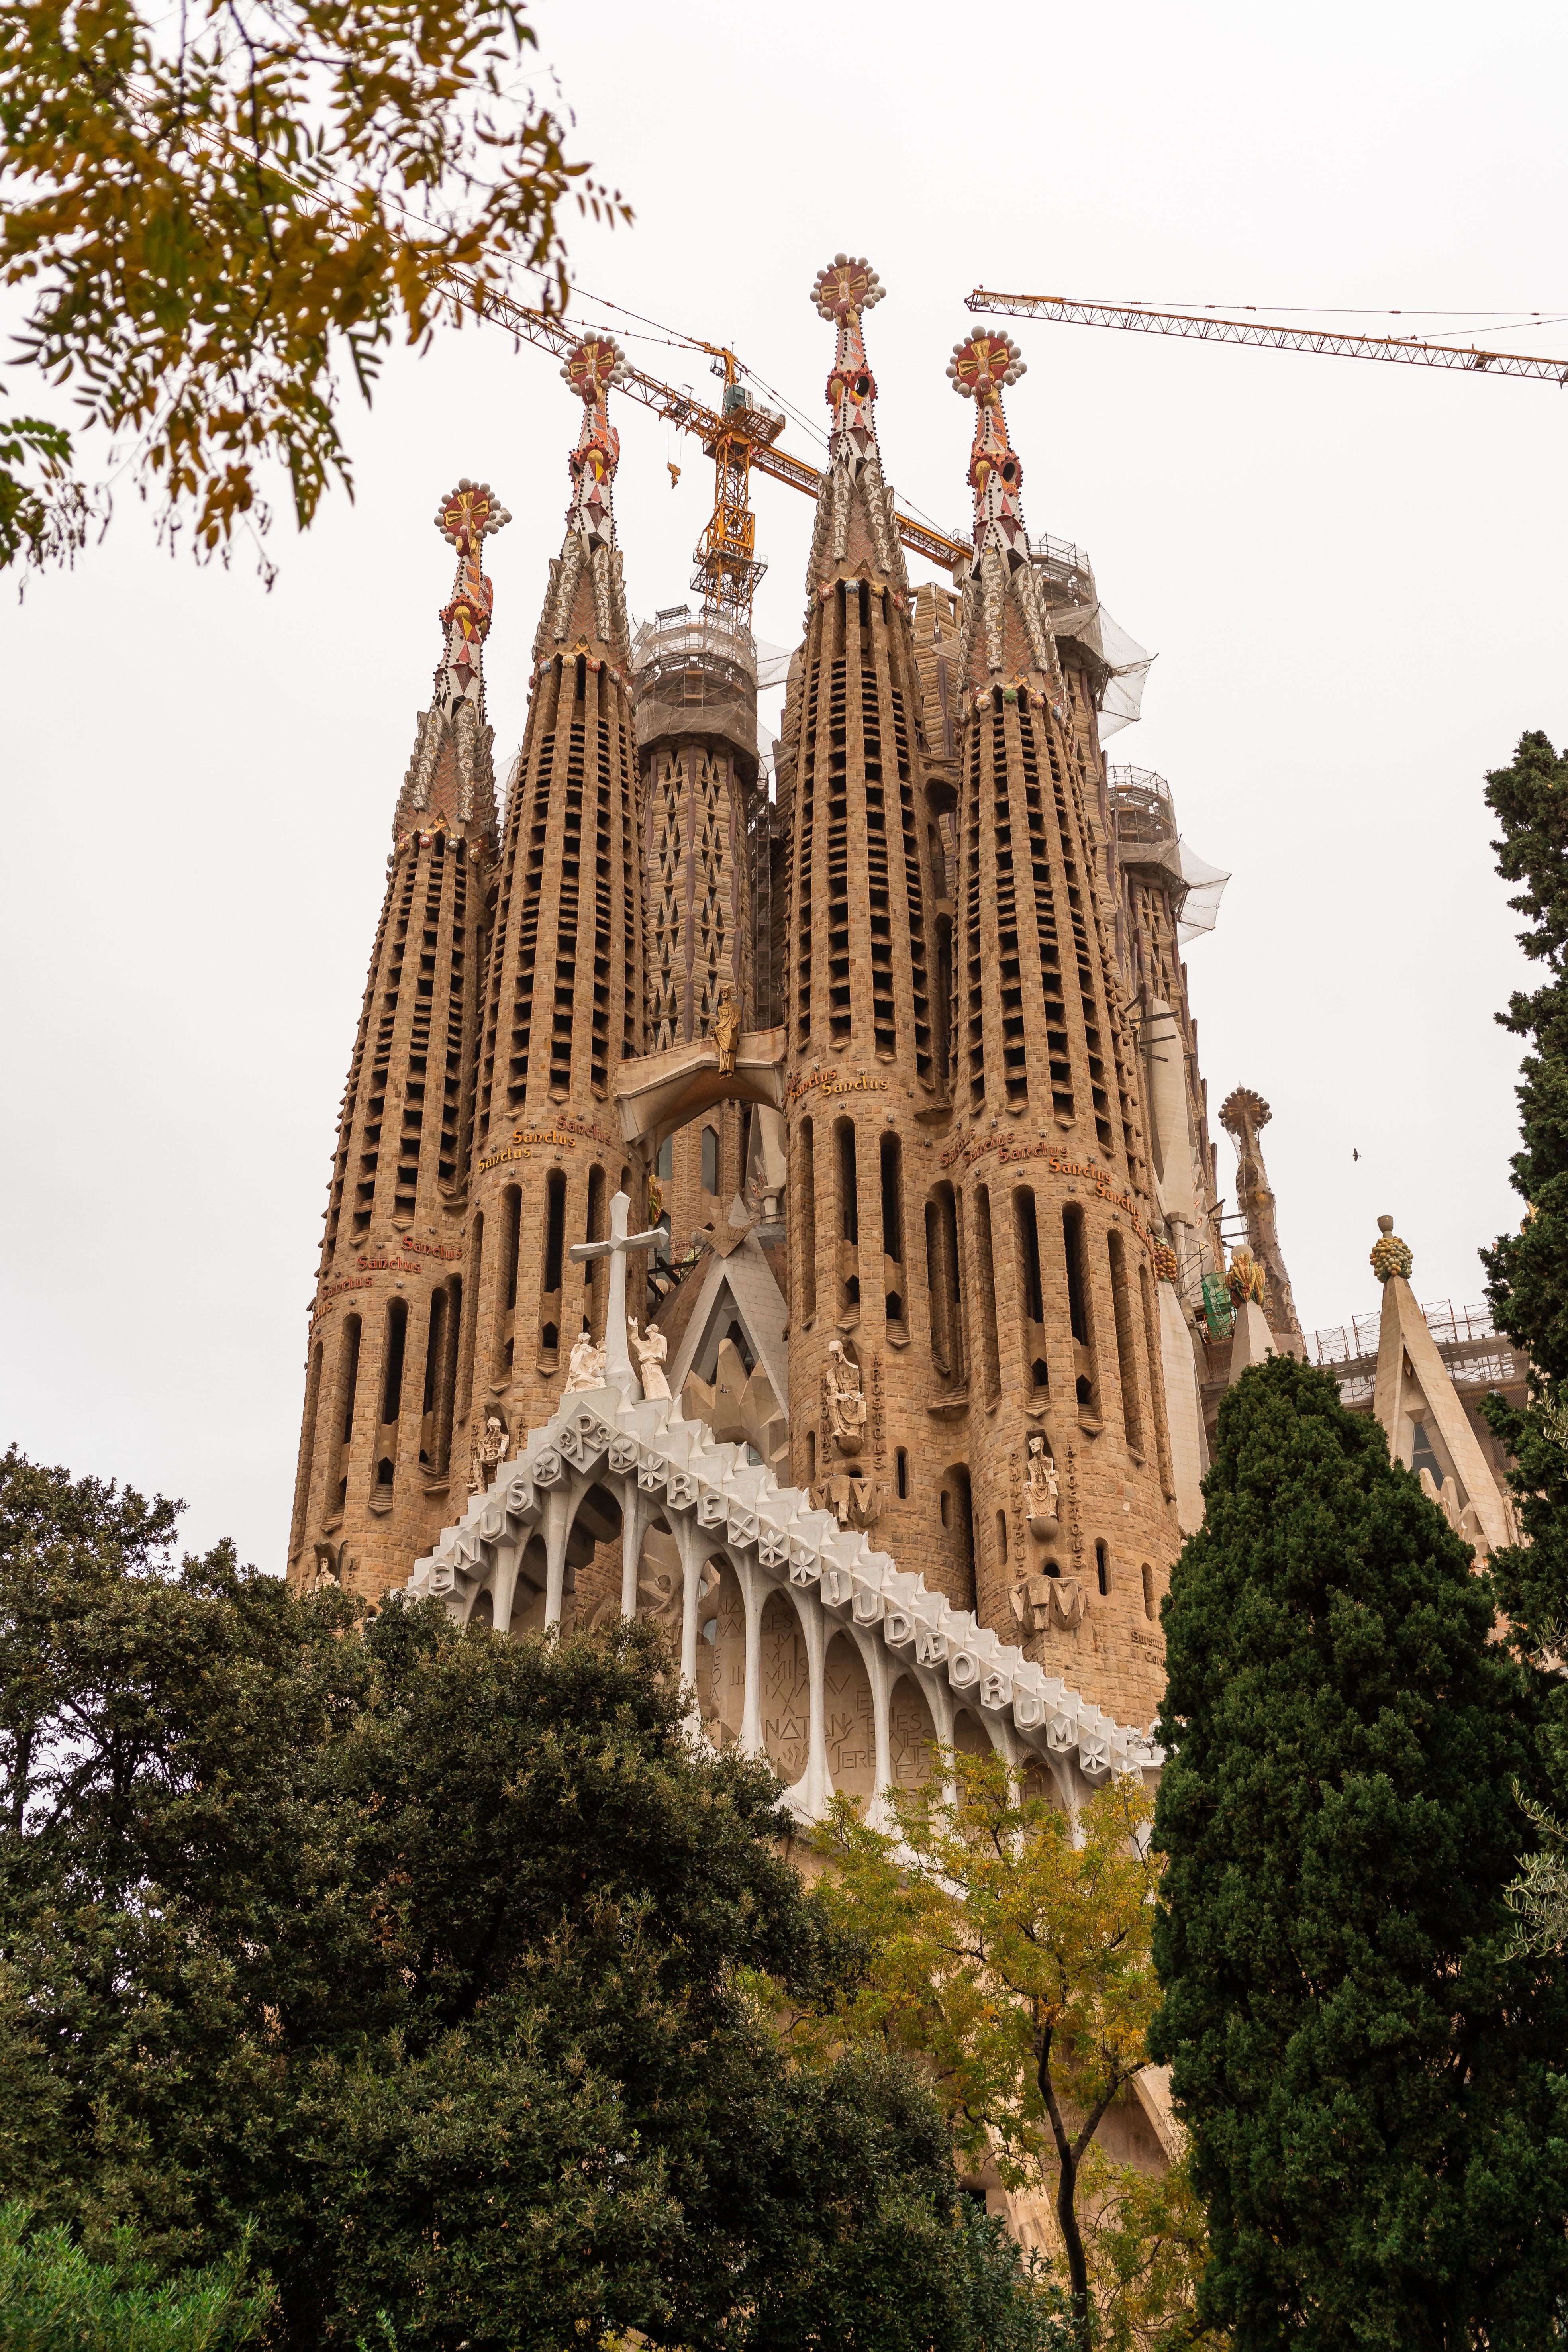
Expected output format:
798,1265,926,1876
1480,728,1568,1650
1149,1352,1568,2350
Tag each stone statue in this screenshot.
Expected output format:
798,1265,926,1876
468,1414,509,1497
711,982,741,1077
1025,1437,1059,1534
823,1339,867,1457
563,1330,608,1392
628,1317,670,1401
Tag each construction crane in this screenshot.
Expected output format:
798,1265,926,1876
451,268,970,602
965,290,1568,385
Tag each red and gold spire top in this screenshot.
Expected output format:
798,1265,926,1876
948,330,1027,562
947,329,1063,706
430,477,510,721
540,333,634,662
562,332,629,549
804,253,906,596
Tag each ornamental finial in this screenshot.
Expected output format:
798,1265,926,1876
1370,1215,1413,1284
802,254,904,591
562,333,629,548
429,478,510,716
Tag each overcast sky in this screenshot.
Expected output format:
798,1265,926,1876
4,0,1565,1570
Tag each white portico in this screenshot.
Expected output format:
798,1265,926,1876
400,1196,1161,1824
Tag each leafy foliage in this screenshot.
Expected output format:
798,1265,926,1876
0,1445,1056,2351
0,2200,270,2350
811,1752,1215,2352
0,0,626,573
1479,730,1568,1659
1150,1352,1568,2350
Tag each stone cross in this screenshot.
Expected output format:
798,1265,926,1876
568,1188,663,1399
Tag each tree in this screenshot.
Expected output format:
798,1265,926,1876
0,1445,1056,2351
0,0,627,579
1149,1352,1568,2351
1479,730,1568,1662
810,1750,1215,2352
0,2201,271,2350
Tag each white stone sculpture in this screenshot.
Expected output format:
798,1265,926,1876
628,1317,671,1401
468,1414,509,1497
563,1331,608,1392
823,1339,868,1456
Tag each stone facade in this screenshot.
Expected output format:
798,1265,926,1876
287,284,1239,1751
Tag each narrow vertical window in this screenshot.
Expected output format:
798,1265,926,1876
1014,1186,1048,1392
437,1274,461,1471
973,1185,1001,1407
290,1341,324,1560
380,1298,408,1428
879,1129,905,1325
339,1313,362,1445
996,1509,1009,1567
458,1216,481,1417
1142,1562,1156,1621
539,1168,566,1360
836,1118,859,1314
799,1118,817,1320
896,1446,909,1499
420,1287,447,1465
1062,1203,1097,1411
495,1185,521,1378
1097,1540,1110,1598
1107,1229,1145,1457
584,1165,607,1337
701,1124,720,1195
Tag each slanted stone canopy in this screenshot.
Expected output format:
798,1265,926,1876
399,1375,1161,1826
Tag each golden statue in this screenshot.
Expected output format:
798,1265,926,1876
711,983,740,1076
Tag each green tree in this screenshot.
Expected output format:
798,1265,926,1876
0,2201,270,2350
1479,730,1568,1662
811,1751,1216,2352
1149,1352,1568,2350
0,0,626,578
0,1445,1056,2351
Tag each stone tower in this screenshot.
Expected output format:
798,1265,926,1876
778,256,961,1603
286,479,511,1600
634,605,762,1250
938,328,1181,1728
465,335,647,1458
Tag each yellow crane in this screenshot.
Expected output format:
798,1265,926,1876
964,289,1568,385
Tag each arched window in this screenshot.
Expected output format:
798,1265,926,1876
700,1124,720,1196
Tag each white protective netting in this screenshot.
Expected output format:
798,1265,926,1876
1107,766,1231,943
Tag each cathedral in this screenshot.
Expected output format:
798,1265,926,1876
284,255,1517,1811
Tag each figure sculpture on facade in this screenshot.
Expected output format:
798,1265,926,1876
468,1414,509,1497
563,1330,608,1392
628,1317,671,1401
823,1339,867,1457
1025,1436,1060,1535
711,982,741,1076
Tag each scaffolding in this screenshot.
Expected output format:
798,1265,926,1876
630,607,760,771
1107,766,1230,942
1029,536,1154,737
1310,1300,1525,1411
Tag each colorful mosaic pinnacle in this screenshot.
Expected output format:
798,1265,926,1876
947,331,1062,701
804,255,904,593
430,479,510,718
562,333,629,549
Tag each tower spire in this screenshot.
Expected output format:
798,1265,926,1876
803,253,908,596
542,333,633,660
399,479,510,838
947,330,1065,711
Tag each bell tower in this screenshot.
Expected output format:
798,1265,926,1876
778,257,962,1601
465,337,647,1468
939,329,1180,1726
287,480,509,1601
